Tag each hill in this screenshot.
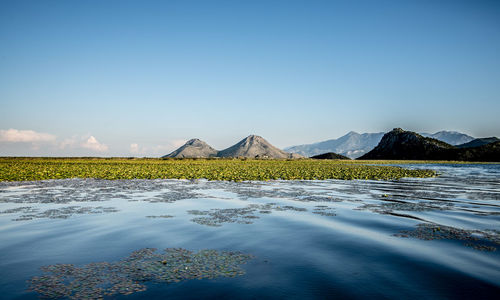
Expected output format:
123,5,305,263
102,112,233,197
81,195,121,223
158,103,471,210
359,128,453,160
359,128,500,162
162,139,218,158
453,141,500,161
310,152,350,160
217,135,301,159
457,137,500,148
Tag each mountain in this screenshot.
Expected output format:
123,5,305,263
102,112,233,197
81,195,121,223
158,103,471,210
359,128,453,160
420,131,475,145
310,152,350,160
457,137,500,148
284,131,385,159
217,135,302,159
359,128,500,162
162,139,218,158
285,130,476,159
454,141,500,161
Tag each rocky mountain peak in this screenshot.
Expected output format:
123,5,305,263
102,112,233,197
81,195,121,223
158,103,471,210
185,138,203,145
162,139,218,158
217,135,300,159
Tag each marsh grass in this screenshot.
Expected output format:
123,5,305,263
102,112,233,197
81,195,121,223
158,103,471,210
0,157,438,181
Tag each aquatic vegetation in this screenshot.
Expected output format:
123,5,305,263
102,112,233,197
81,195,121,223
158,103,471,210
395,223,499,251
357,199,454,215
146,215,174,218
0,205,118,221
0,179,209,205
0,157,437,182
28,248,254,299
0,164,495,299
312,205,336,216
188,203,308,227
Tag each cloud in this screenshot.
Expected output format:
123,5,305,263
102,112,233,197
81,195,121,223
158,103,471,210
128,140,187,156
130,143,140,154
81,136,108,152
150,140,186,155
130,143,147,155
58,135,109,152
59,137,78,149
0,129,56,143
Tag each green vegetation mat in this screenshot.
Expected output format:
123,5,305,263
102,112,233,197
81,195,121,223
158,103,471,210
0,158,437,181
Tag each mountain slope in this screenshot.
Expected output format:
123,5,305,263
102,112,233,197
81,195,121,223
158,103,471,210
162,139,218,158
285,132,385,159
454,141,500,161
457,137,500,148
218,135,301,159
359,128,500,161
359,128,453,160
420,131,475,145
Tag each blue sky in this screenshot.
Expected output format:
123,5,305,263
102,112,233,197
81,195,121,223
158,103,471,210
1,0,499,156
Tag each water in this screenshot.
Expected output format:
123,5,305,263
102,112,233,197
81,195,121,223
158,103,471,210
0,164,499,299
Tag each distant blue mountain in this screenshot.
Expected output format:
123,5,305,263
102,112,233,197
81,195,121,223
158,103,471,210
284,131,385,159
420,131,475,146
285,130,476,159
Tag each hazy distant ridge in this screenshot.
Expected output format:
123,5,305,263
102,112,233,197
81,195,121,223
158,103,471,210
284,131,384,159
420,131,474,145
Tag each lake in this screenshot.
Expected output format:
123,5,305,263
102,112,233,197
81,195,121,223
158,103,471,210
0,164,499,299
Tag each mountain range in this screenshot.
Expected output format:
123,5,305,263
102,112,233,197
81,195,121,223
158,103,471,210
285,130,476,159
359,128,500,161
163,135,301,159
163,130,498,161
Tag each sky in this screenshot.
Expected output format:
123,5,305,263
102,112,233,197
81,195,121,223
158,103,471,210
1,0,499,156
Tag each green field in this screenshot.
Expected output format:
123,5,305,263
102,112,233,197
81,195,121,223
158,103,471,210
0,157,440,181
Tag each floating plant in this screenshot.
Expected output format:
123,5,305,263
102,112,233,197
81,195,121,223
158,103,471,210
395,223,499,251
1,206,118,221
146,215,174,218
188,203,307,227
357,200,454,215
28,248,254,299
0,157,437,182
312,205,336,216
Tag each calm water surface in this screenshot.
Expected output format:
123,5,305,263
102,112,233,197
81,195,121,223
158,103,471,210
0,164,499,299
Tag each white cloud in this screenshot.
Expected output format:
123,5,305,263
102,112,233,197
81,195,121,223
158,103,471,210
58,135,109,152
130,143,140,154
81,136,108,152
128,140,187,156
150,140,186,155
0,129,56,143
130,143,147,155
59,136,78,149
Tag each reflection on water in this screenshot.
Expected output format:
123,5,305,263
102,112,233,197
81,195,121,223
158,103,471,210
0,164,499,299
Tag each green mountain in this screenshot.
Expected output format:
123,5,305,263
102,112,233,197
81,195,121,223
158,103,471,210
310,152,350,160
359,128,500,162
